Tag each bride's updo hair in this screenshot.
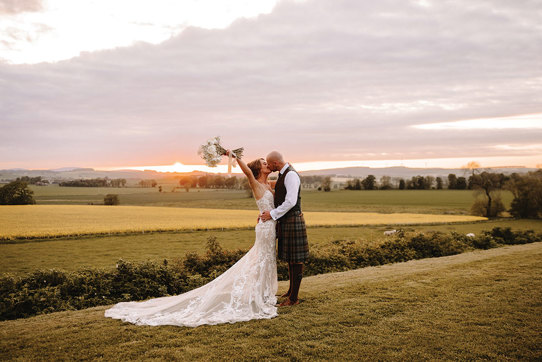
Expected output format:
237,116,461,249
247,158,263,178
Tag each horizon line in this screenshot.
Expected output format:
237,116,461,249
2,155,541,173
96,155,541,173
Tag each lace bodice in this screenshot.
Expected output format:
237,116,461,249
256,189,275,214
105,187,278,327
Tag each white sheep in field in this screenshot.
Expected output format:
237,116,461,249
384,230,397,236
466,233,475,238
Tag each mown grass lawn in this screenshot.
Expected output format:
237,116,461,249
1,242,540,360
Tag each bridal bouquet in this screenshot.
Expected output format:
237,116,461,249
198,136,244,171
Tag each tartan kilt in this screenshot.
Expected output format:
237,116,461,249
277,210,309,263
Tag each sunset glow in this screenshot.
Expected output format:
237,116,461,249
103,154,542,174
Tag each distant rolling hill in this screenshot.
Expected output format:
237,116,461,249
0,168,170,182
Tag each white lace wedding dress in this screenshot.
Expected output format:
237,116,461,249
104,190,278,327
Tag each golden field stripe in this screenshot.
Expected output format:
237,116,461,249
0,205,487,239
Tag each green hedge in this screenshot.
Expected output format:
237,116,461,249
1,228,540,321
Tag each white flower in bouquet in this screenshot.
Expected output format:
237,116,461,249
198,136,244,168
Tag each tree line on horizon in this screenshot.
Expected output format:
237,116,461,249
58,178,127,188
342,173,488,191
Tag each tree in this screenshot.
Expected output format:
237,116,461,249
424,176,435,189
463,161,481,177
321,177,331,192
191,176,198,188
379,176,392,190
469,172,506,217
207,175,226,189
224,176,238,189
110,178,126,188
0,180,36,205
415,176,425,190
353,178,361,190
60,178,109,187
104,194,119,205
179,176,193,192
467,175,475,189
408,176,426,190
344,178,361,190
436,177,443,190
506,171,542,218
456,177,467,190
448,174,457,189
362,175,376,190
198,175,208,188
16,176,42,185
398,179,406,190
138,179,157,188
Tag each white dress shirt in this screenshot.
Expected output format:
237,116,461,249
270,163,301,220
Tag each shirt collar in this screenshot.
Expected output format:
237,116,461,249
279,163,289,175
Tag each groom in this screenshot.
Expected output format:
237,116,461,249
260,151,309,306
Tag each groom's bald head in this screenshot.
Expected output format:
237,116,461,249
266,151,285,172
267,151,284,163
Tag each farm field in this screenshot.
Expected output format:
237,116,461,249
2,219,542,275
30,185,514,214
0,186,534,275
0,205,486,240
1,242,540,360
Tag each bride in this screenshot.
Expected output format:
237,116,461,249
104,152,278,327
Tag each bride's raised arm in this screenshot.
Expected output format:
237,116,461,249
226,150,259,192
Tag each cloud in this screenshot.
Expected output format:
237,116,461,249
0,0,280,64
0,0,42,15
0,0,541,168
491,144,542,153
412,113,542,130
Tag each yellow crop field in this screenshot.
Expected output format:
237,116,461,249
0,205,486,239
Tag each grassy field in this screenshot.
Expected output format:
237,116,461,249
1,242,540,360
2,219,541,275
30,185,513,214
2,184,541,359
0,205,485,240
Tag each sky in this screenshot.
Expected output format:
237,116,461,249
1,0,541,172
